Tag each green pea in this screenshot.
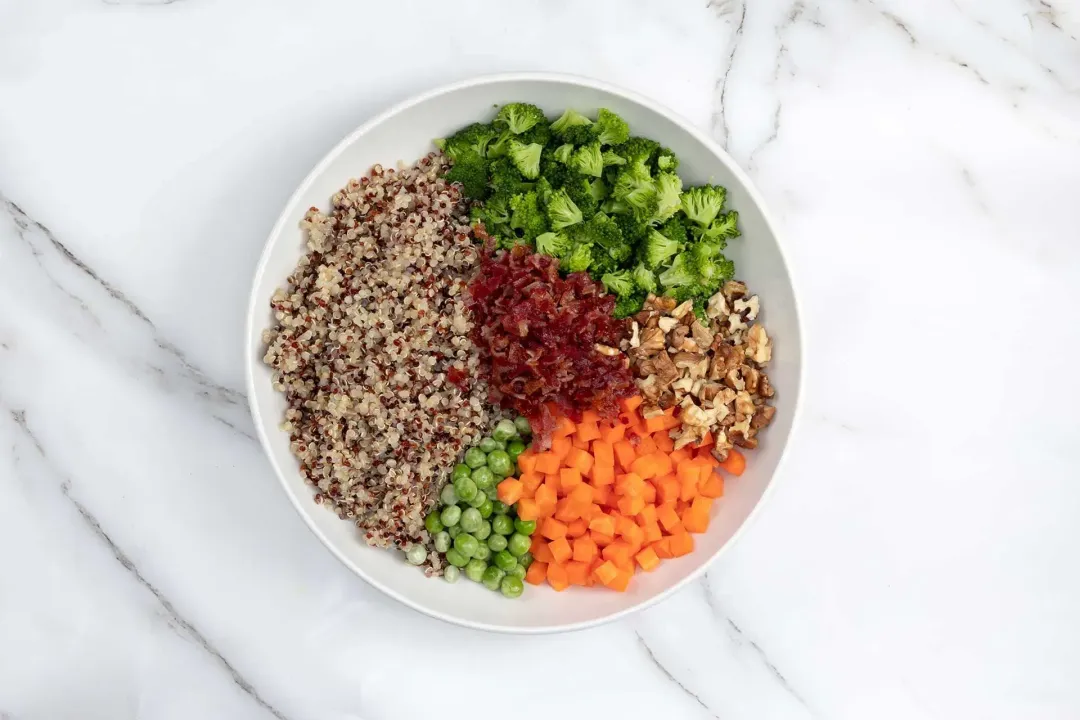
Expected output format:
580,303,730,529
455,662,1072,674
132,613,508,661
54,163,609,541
443,565,460,583
445,548,468,567
466,490,487,508
493,439,507,451
454,533,479,558
492,418,518,442
459,507,482,533
464,447,487,469
485,487,500,500
487,450,512,477
508,532,531,557
507,563,526,580
451,464,472,483
440,504,461,527
465,558,488,582
425,512,444,534
481,566,506,591
471,467,496,490
514,518,536,536
478,437,499,453
447,524,462,539
474,520,492,541
500,575,524,598
492,514,514,535
519,551,533,569
433,531,451,553
471,543,491,561
514,416,532,436
405,544,427,565
453,476,478,503
487,534,508,552
439,484,458,507
507,440,526,463
477,498,494,519
491,500,509,515
494,550,518,572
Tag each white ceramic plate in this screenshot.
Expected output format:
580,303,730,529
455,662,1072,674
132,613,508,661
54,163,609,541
245,73,803,633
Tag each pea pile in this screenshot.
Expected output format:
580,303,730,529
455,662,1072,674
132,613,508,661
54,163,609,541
422,417,537,598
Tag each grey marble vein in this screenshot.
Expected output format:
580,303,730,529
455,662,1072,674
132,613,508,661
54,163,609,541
634,630,719,719
710,0,747,150
4,406,289,720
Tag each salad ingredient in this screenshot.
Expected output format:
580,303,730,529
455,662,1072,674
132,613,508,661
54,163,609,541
440,504,462,528
468,245,635,448
466,558,488,582
262,155,493,572
488,534,508,552
501,575,525,598
465,447,489,468
627,283,775,457
405,545,428,565
443,565,461,583
434,531,451,553
454,533,480,558
487,450,513,477
482,566,507,591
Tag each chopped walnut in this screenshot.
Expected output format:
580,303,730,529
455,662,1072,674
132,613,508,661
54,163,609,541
706,291,730,319
671,300,694,320
690,320,715,349
636,327,666,356
722,280,748,301
746,324,772,364
658,317,679,333
734,295,760,321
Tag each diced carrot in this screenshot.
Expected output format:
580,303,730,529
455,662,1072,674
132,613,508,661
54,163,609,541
669,532,694,557
718,448,746,476
575,421,601,443
581,409,601,424
551,435,572,461
532,539,555,563
680,473,699,502
566,518,589,538
635,546,661,571
525,561,548,585
635,434,658,456
637,504,658,525
677,461,700,486
655,475,680,505
690,495,713,516
548,536,572,564
588,513,615,537
569,483,594,506
699,472,725,498
540,517,568,540
643,414,669,434
613,440,636,472
682,506,709,534
613,512,635,537
554,498,581,523
552,415,576,439
592,440,614,469
517,451,538,474
572,535,598,563
520,471,543,496
607,569,632,591
546,562,570,591
593,560,619,585
535,452,560,475
565,560,590,585
643,520,663,543
675,499,689,514
599,422,626,444
650,538,672,558
669,448,691,464
653,431,675,453
602,540,633,568
657,503,682,533
619,396,643,415
591,464,615,486
563,446,594,477
629,454,658,479
617,494,645,517
497,478,523,505
694,430,714,449
578,502,603,520
619,519,645,547
592,484,614,507
652,453,674,477
641,482,656,504
516,498,540,521
590,529,615,547
615,473,645,497
535,482,558,514
559,467,583,493
573,434,590,450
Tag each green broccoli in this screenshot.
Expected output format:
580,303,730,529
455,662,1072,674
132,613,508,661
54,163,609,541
509,191,548,245
613,136,661,165
602,150,626,167
546,188,584,230
518,121,552,147
471,194,511,236
655,148,679,172
642,228,681,269
574,212,629,262
587,177,609,205
486,130,514,158
438,123,498,161
699,210,740,242
680,185,728,227
494,103,547,135
553,143,574,164
657,213,691,245
539,151,573,188
658,240,735,296
550,108,593,136
612,159,659,222
612,212,648,248
601,269,636,297
564,176,600,217
570,142,604,178
562,242,594,273
613,292,646,319
653,172,683,223
536,231,572,258
632,263,658,294
508,140,543,180
535,176,555,205
561,124,596,145
592,108,630,146
444,153,490,200
488,157,532,197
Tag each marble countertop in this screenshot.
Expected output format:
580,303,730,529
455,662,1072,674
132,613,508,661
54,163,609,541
2,1,1079,718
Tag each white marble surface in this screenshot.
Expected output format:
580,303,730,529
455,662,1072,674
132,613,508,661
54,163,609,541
2,0,1079,718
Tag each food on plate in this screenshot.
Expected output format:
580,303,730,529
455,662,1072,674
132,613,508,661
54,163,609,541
262,102,778,598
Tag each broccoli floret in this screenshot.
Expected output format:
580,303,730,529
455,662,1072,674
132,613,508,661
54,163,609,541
680,184,727,227
699,210,740,242
653,172,683,223
658,241,735,296
655,148,679,172
553,143,574,164
438,122,498,161
643,228,681,269
657,213,691,245
613,292,646,319
535,176,555,205
518,121,552,147
574,212,627,261
494,103,547,135
592,108,630,146
613,213,648,248
546,188,584,230
632,263,658,294
564,176,599,217
471,194,511,236
587,177,609,205
657,254,696,290
550,109,592,136
562,242,593,273
612,159,658,222
602,150,626,167
539,151,573,189
536,230,572,258
613,136,661,165
601,269,636,297
486,130,515,158
508,140,543,180
509,191,548,244
589,247,621,275
444,153,490,200
488,157,532,196
570,142,604,178
561,124,596,145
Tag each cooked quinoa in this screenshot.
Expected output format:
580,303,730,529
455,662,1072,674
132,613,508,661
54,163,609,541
262,153,491,573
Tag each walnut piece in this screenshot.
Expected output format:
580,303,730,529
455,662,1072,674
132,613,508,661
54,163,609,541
746,324,772,364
